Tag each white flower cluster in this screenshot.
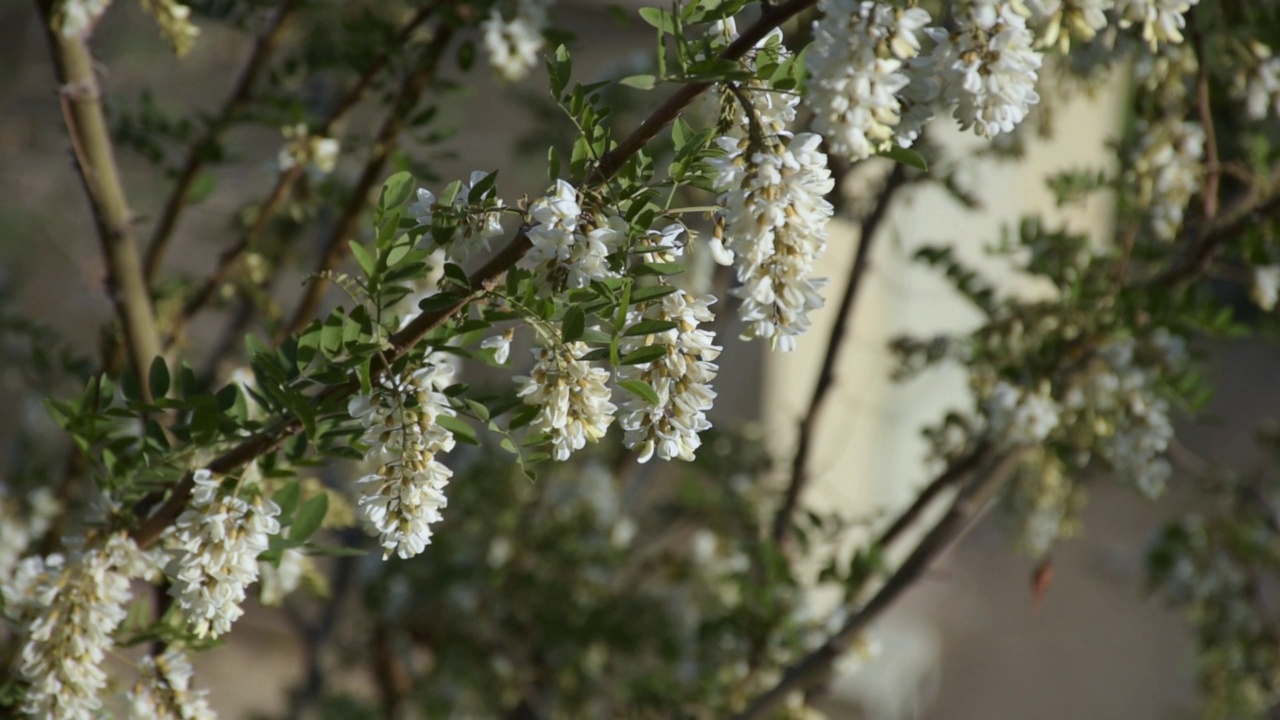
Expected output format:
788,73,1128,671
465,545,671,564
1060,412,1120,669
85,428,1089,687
806,0,932,161
1065,339,1176,497
482,0,552,82
618,290,721,462
258,546,306,607
986,380,1061,446
1026,0,1112,50
1115,0,1198,50
1131,118,1204,241
0,486,59,582
165,469,281,638
277,124,340,175
2,533,139,720
410,172,507,261
1251,265,1280,312
350,358,458,560
516,342,616,461
706,20,798,137
55,0,111,38
1246,45,1280,121
927,0,1044,139
1008,460,1076,557
521,179,626,289
128,649,217,720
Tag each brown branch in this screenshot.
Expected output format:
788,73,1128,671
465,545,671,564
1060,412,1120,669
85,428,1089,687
771,163,910,544
142,0,299,283
166,3,447,348
275,25,456,344
732,447,1026,720
872,440,992,551
131,0,822,546
1189,10,1220,225
37,1,162,400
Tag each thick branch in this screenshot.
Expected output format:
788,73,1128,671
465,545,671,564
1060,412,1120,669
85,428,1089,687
132,0,821,546
38,3,162,399
142,0,299,283
732,448,1026,720
276,25,456,344
772,163,909,544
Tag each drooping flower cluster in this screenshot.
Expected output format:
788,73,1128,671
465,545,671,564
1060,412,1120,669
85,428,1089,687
985,379,1062,446
258,546,307,607
516,342,616,461
1130,118,1204,241
165,469,281,638
618,290,721,462
128,649,217,720
2,533,139,720
1245,45,1280,121
1114,0,1199,50
410,172,507,261
520,179,625,289
1026,0,1113,51
0,486,59,582
277,124,340,176
55,0,111,38
349,357,458,560
482,0,552,82
806,0,932,161
927,0,1044,139
139,0,200,56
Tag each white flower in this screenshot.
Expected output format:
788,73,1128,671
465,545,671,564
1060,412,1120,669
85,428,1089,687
1114,0,1197,50
618,290,721,462
414,172,507,261
258,547,307,607
409,188,437,225
56,0,112,38
276,124,340,175
712,22,798,138
128,648,217,720
0,486,60,583
1252,265,1280,311
806,0,933,161
3,533,140,720
1246,46,1280,121
986,380,1061,445
521,180,624,288
927,0,1043,138
709,132,835,351
516,342,616,461
1027,0,1112,50
1131,118,1204,241
482,0,551,82
350,356,458,560
482,330,513,364
165,469,282,638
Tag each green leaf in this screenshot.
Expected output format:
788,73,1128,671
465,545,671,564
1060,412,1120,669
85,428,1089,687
289,493,329,543
638,7,677,33
379,171,415,211
273,481,301,520
619,345,668,365
148,357,169,399
548,44,572,98
618,379,661,405
633,262,685,276
629,285,679,303
436,414,479,445
349,241,376,279
878,145,928,171
620,74,657,90
468,170,498,202
624,319,678,336
548,146,562,181
562,306,586,341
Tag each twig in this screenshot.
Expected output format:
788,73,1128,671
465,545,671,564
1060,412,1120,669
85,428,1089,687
731,448,1026,720
142,0,299,283
275,25,456,344
37,1,162,400
1189,10,1220,225
771,163,910,544
873,441,991,550
130,0,824,548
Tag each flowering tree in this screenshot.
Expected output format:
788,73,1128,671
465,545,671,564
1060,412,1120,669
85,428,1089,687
4,0,1280,718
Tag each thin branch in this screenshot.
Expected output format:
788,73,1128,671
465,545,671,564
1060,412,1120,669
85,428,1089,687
1189,10,1220,225
142,0,299,283
275,25,456,344
166,2,447,348
732,447,1026,720
873,440,992,550
37,1,162,400
772,163,910,544
131,0,823,547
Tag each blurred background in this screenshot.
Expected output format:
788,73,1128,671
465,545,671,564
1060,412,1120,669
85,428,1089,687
4,0,1273,717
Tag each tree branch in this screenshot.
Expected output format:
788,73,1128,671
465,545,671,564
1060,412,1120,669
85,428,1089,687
37,2,162,400
141,0,299,283
1189,9,1220,225
131,0,822,546
772,162,910,544
732,447,1026,720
